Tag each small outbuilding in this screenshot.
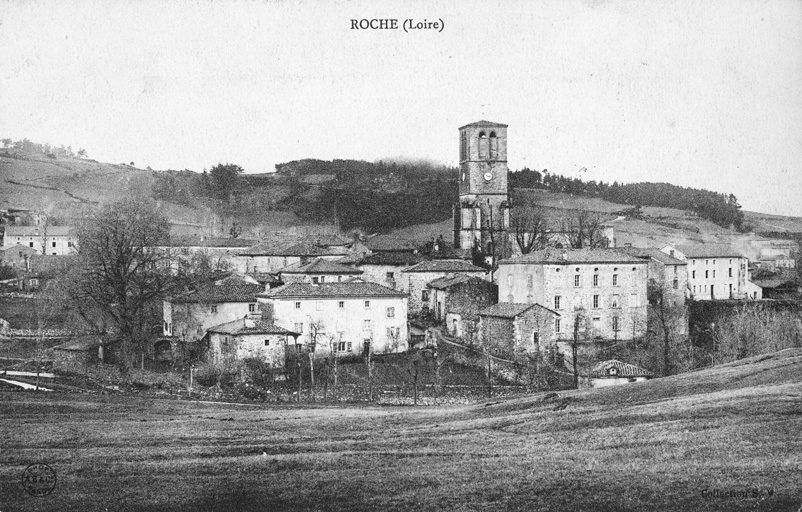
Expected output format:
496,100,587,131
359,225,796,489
51,336,119,368
582,359,653,388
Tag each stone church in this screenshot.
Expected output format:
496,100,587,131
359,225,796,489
452,120,512,262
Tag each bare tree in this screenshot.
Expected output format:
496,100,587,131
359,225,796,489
647,279,688,376
64,199,173,377
563,211,607,249
510,207,548,255
307,319,327,402
571,306,588,388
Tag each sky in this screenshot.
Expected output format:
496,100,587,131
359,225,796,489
1,0,801,216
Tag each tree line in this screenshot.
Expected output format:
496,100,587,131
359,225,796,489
1,137,87,159
510,168,745,231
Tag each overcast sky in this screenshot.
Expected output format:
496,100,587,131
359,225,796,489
1,0,801,216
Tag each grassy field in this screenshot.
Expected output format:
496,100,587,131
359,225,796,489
1,349,801,511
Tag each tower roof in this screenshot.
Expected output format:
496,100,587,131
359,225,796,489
459,120,508,130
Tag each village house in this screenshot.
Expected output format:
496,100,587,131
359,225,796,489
0,244,38,271
237,238,363,274
205,317,298,368
497,249,648,342
476,303,559,359
2,225,77,255
426,274,498,337
349,251,423,290
154,236,257,273
620,247,688,305
662,244,752,300
401,259,489,315
277,257,363,284
750,278,800,300
162,276,264,344
257,281,408,357
580,359,653,388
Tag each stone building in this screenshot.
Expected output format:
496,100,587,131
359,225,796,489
257,281,408,357
401,259,489,315
496,249,648,341
426,274,498,336
205,318,298,368
621,247,688,304
477,303,559,359
277,257,363,284
350,252,423,290
452,121,511,261
237,239,359,274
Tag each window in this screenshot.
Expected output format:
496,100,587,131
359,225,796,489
51,241,56,248
693,285,697,293
728,268,732,277
669,250,675,257
555,318,561,333
336,341,351,352
363,320,372,330
612,274,619,286
316,300,323,311
593,295,600,308
295,301,301,309
294,322,303,333
421,290,429,302
705,270,709,279
386,307,395,318
729,259,732,264
672,279,678,290
629,294,638,307
249,303,256,312
611,294,620,308
295,343,303,353
554,295,561,309
210,304,218,313
713,260,716,265
312,277,319,284
593,274,599,286
164,322,169,333
320,276,326,283
338,301,345,308
692,270,696,279
612,316,620,332
713,270,716,278
574,275,581,287
264,339,270,346
386,271,395,280
706,260,709,265
29,242,33,248
364,300,371,309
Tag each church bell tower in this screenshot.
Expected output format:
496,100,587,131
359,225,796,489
453,121,511,259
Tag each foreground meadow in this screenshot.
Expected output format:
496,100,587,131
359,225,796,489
2,349,801,511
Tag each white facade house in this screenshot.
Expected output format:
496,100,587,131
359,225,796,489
162,277,263,343
2,225,77,255
257,281,408,357
663,244,751,300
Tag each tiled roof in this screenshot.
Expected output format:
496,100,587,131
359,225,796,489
751,279,798,290
240,241,346,257
171,280,263,303
258,281,406,299
675,244,745,259
501,249,645,265
4,225,74,237
355,252,425,266
589,360,653,379
427,274,488,290
478,302,558,319
619,247,686,266
158,236,257,248
206,318,298,336
246,272,282,285
459,120,508,129
403,259,487,273
279,257,362,275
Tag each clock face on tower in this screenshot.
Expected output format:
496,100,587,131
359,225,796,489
483,172,492,181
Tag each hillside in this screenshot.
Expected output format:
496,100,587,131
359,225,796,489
1,348,800,511
3,150,802,247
